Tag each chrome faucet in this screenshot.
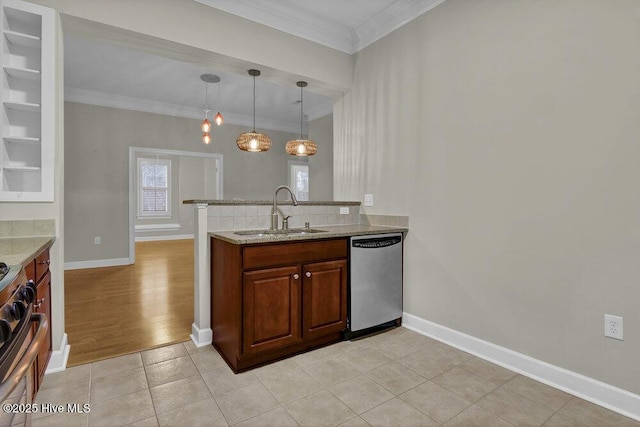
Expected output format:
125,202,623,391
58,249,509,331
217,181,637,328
271,185,298,230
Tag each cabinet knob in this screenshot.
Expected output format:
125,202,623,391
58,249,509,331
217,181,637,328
38,260,50,265
305,272,312,278
292,274,299,280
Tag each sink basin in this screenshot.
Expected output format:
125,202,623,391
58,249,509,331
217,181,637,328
234,228,327,236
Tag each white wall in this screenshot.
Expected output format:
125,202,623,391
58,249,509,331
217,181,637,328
334,0,640,395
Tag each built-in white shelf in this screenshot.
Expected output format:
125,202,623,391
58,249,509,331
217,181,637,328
3,101,40,112
3,65,40,80
3,165,41,172
3,30,40,48
0,0,54,202
3,136,40,144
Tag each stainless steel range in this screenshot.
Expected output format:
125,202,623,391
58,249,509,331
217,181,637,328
0,264,48,427
0,263,9,283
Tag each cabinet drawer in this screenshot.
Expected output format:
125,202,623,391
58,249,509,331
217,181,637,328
35,248,50,283
243,238,347,270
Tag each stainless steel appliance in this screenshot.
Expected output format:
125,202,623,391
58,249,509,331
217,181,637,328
0,265,48,427
348,233,403,337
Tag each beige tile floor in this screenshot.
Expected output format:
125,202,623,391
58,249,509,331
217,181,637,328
32,327,639,427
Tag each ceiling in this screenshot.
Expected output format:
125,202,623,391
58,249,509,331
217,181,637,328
64,0,444,133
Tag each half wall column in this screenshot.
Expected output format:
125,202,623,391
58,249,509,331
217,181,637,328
191,203,212,347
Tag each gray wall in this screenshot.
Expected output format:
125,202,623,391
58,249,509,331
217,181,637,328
65,102,332,262
334,0,640,394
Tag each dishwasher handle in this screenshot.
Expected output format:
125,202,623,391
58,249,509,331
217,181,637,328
351,235,402,249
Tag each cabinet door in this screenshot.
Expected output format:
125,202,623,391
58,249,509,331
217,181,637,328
35,269,51,384
34,271,53,387
243,265,301,355
302,259,347,340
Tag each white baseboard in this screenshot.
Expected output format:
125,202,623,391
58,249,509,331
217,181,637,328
135,234,194,242
402,313,640,422
64,257,131,270
45,333,70,374
190,323,213,348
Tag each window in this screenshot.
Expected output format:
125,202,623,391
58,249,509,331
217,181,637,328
138,157,171,217
289,161,309,201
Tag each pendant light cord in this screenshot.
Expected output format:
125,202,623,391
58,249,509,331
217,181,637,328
205,80,209,118
217,81,221,111
252,74,256,132
300,85,304,139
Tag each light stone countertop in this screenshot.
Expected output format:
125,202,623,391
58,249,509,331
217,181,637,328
184,199,361,206
0,236,56,266
210,224,407,245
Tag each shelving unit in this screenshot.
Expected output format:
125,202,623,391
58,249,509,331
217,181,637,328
1,0,54,201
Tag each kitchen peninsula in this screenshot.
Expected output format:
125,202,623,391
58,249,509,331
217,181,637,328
183,199,408,362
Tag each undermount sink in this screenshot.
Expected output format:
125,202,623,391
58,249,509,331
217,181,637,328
234,228,327,236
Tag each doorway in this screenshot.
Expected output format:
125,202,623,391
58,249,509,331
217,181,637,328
128,147,223,263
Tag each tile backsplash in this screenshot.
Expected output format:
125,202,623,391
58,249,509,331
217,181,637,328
207,204,361,232
360,214,409,228
0,219,55,238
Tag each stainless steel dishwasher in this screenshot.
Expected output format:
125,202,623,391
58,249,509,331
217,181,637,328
348,233,403,337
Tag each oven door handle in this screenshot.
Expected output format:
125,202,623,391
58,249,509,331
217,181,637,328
0,313,48,402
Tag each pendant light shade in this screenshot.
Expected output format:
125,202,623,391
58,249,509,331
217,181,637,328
286,81,317,156
200,74,221,144
214,111,224,126
237,69,271,152
201,118,211,133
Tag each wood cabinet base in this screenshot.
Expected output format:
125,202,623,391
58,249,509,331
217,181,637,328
211,237,348,373
215,331,341,373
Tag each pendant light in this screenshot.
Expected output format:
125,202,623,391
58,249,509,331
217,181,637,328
286,81,317,156
236,69,271,152
214,77,224,126
200,74,221,144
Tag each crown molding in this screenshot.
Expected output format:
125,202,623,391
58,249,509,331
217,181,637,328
194,0,447,54
64,87,305,134
353,0,447,52
194,0,353,54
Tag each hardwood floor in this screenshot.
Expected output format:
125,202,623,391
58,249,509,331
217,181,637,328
64,239,194,366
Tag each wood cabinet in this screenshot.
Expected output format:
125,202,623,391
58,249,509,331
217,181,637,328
212,237,348,372
243,265,301,355
24,246,52,392
302,259,347,340
0,0,55,201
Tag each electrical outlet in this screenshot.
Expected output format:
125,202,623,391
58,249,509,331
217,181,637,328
340,207,349,215
94,236,101,245
604,314,623,340
364,194,374,207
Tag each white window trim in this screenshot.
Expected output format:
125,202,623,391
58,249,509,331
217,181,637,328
137,157,172,218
